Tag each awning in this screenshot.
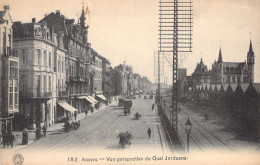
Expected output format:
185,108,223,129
58,102,78,113
96,94,107,101
87,96,98,103
78,96,86,99
81,96,96,104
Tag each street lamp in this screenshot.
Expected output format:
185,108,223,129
185,117,192,152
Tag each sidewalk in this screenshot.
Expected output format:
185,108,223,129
0,101,117,155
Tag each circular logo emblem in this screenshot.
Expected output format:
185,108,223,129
13,154,24,165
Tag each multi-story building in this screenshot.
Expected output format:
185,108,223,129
0,5,19,133
192,41,255,89
211,43,255,84
191,58,210,90
13,18,66,128
126,65,134,96
114,63,128,96
133,74,140,94
39,9,90,113
102,58,111,101
89,48,107,103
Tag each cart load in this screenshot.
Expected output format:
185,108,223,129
117,132,133,149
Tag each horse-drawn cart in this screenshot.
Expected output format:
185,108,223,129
117,132,133,149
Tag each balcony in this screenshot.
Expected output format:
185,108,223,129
69,76,77,82
20,91,52,99
58,91,68,97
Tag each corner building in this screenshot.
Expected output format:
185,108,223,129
13,19,66,128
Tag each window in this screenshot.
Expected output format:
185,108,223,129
58,56,60,72
227,76,230,83
35,75,41,94
9,91,13,107
44,76,47,92
10,61,18,79
44,51,47,66
62,61,64,73
21,49,28,64
232,76,235,83
49,52,51,67
49,76,51,92
58,79,60,92
36,49,41,64
21,75,27,92
14,83,18,106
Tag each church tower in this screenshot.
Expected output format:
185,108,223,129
80,7,86,28
247,40,255,82
217,47,223,63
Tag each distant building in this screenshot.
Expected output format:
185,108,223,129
0,5,19,133
191,58,210,90
211,43,255,84
192,40,255,90
114,62,128,96
102,58,111,101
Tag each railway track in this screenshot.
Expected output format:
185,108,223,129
162,99,237,153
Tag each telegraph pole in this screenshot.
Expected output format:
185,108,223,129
158,0,193,138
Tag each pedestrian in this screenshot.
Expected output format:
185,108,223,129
42,126,47,137
205,113,208,121
152,103,154,111
8,132,15,148
22,128,28,145
35,126,41,140
74,112,77,120
85,109,88,116
147,128,151,139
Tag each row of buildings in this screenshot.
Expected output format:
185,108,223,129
0,5,151,132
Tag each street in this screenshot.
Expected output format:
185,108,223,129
1,96,169,164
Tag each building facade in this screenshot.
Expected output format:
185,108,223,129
0,5,19,132
211,43,255,84
102,58,111,101
114,63,128,96
13,19,66,128
192,41,255,89
39,9,90,113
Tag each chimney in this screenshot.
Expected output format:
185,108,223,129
32,18,36,23
4,5,10,11
56,10,60,16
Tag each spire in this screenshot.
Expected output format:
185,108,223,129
249,39,253,52
80,6,86,27
217,46,222,63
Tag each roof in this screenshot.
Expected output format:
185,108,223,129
223,84,229,92
240,83,249,92
253,83,260,94
215,84,222,91
229,83,238,92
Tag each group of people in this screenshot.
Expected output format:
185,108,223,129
35,125,47,140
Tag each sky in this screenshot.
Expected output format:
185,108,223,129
1,0,260,83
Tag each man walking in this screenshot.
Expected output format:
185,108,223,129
152,103,154,111
42,126,47,137
147,128,151,139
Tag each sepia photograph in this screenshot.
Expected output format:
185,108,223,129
0,0,259,164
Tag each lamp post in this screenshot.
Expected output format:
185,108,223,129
185,117,192,152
